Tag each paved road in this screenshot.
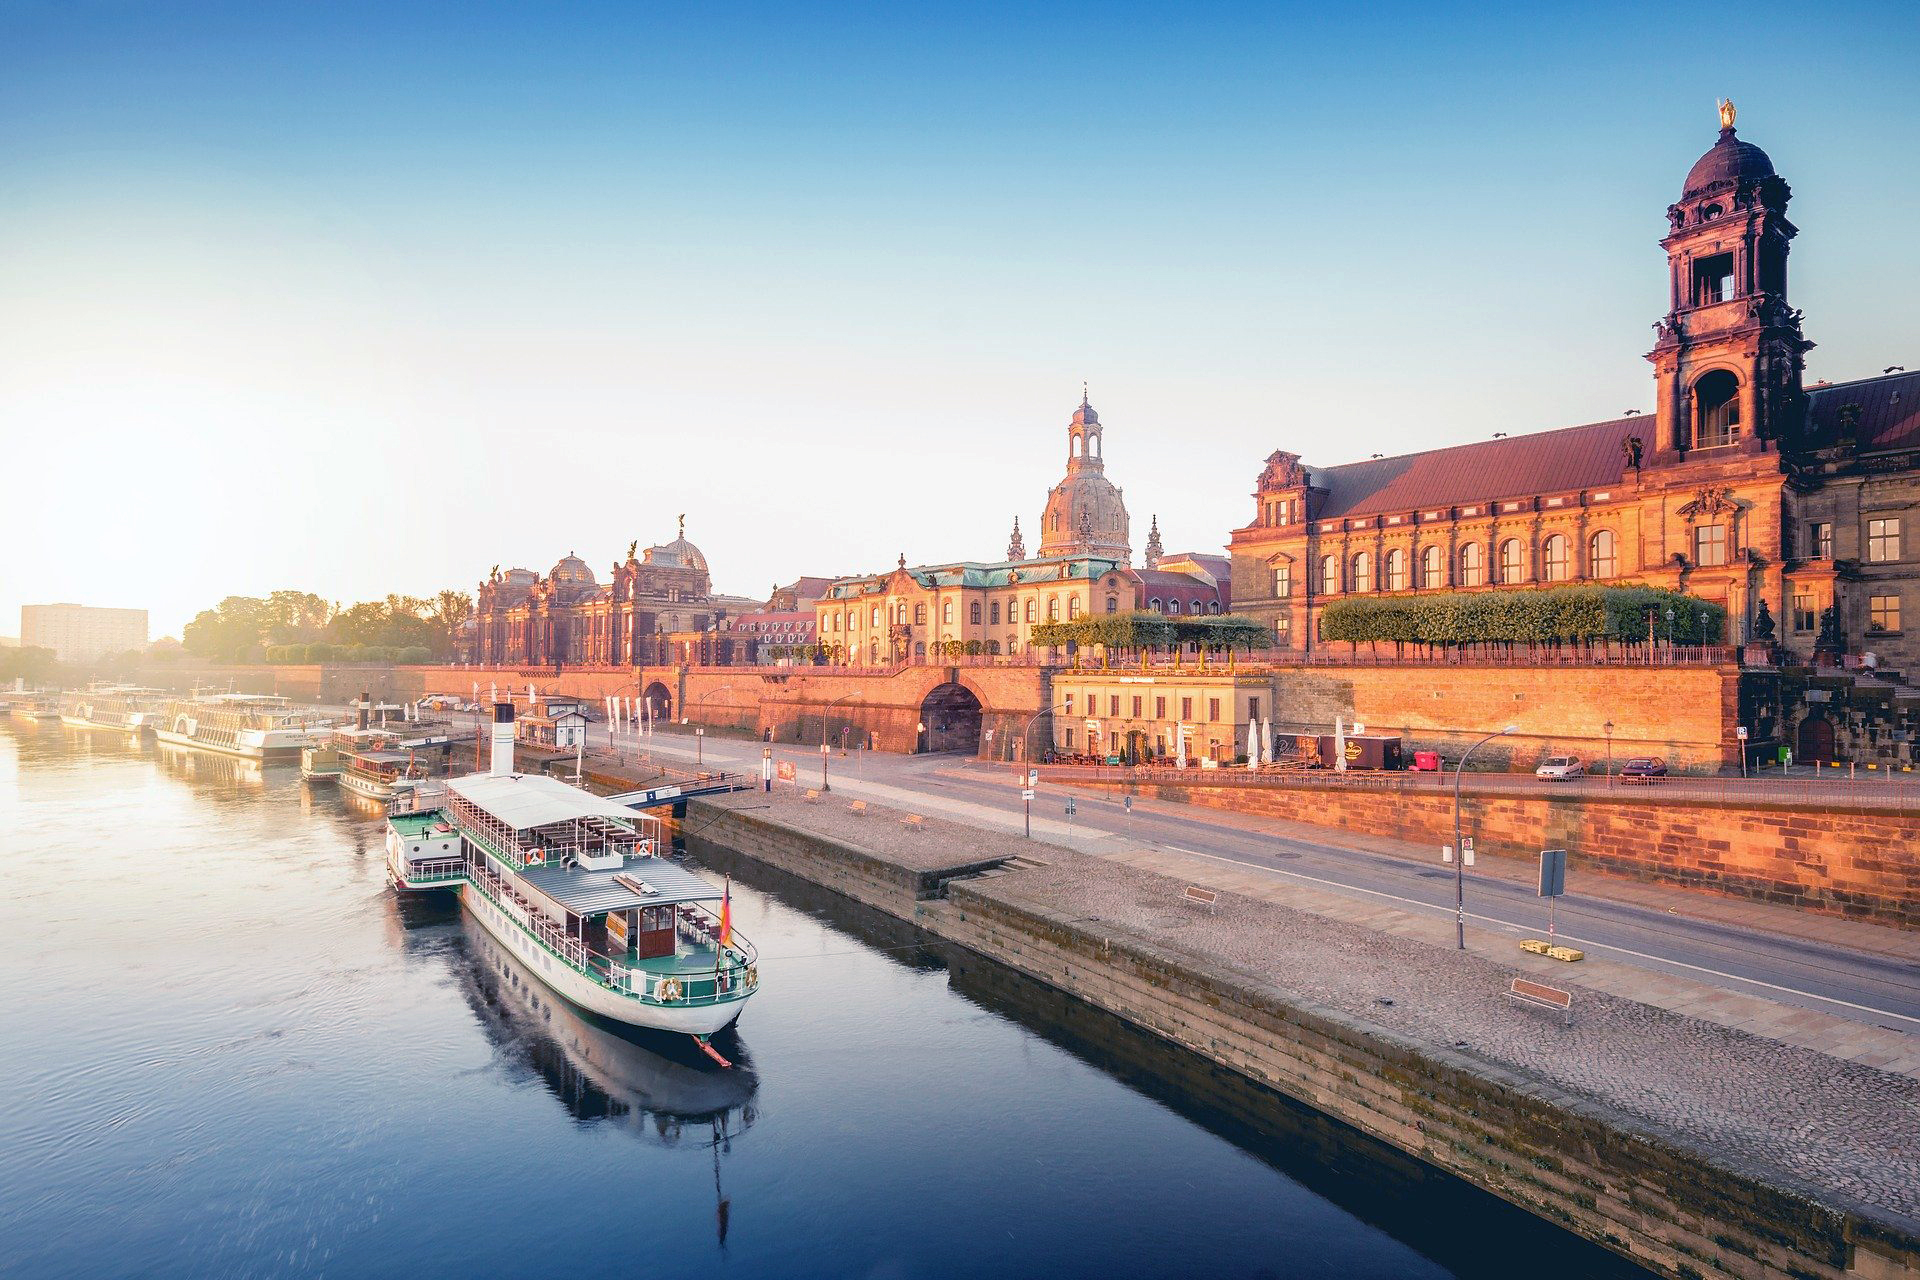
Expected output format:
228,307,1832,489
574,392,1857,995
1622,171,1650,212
549,719,1920,1034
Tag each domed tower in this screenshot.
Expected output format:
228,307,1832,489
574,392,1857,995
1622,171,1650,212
1647,101,1812,465
548,552,598,605
1039,391,1132,562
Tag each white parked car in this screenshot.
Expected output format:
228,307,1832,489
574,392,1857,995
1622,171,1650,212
1534,755,1586,780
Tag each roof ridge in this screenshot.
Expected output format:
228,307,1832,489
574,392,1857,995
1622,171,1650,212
1314,416,1634,475
1807,368,1920,393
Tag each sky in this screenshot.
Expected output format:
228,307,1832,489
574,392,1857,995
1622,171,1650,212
3,1,1917,639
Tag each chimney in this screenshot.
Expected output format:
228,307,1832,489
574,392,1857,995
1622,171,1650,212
357,692,369,732
490,701,516,777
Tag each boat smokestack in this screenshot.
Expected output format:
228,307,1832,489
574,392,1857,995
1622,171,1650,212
490,701,516,777
357,692,369,732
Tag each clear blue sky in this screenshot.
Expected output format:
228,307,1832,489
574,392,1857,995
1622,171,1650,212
3,1,1916,636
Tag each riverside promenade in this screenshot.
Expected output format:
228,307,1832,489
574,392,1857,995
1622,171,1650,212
674,783,1920,1280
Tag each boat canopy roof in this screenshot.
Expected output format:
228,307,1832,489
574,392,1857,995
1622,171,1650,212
449,772,639,830
518,857,722,915
351,750,413,765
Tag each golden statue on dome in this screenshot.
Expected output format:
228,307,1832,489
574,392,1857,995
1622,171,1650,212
1718,98,1736,130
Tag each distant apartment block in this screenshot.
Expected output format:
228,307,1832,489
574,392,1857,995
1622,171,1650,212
20,604,148,663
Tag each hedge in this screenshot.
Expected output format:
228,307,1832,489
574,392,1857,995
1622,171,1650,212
1318,585,1726,648
1030,611,1272,651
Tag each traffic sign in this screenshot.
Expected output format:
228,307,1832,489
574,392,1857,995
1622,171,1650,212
1021,789,1036,800
1027,769,1039,787
1538,848,1568,897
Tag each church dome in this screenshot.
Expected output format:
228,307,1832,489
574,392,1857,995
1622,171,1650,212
1683,127,1774,197
1071,398,1099,427
648,536,709,575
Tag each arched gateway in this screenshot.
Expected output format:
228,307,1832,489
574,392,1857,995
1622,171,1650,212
642,681,673,723
918,682,983,754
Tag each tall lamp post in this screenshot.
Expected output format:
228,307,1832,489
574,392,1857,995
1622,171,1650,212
1015,701,1073,838
1603,719,1615,786
1453,724,1517,950
690,684,734,767
821,691,861,792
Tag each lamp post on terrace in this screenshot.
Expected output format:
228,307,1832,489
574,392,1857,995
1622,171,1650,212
821,692,861,792
1453,724,1517,950
1603,719,1615,787
690,684,734,767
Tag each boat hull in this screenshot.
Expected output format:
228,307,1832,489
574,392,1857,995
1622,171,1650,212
341,771,406,802
458,884,747,1037
153,728,316,761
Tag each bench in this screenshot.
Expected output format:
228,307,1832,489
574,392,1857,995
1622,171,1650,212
802,789,820,803
1181,885,1218,914
1507,977,1573,1026
848,800,869,817
901,813,926,830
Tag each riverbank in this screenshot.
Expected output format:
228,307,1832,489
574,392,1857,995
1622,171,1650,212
680,786,1920,1280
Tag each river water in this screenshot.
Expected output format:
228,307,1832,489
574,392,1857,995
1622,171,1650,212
0,725,1648,1279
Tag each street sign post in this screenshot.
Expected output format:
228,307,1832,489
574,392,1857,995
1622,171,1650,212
1538,848,1568,939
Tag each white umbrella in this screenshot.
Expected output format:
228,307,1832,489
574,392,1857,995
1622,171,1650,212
1334,715,1347,772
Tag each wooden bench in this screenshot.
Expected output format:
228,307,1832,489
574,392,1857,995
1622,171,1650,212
802,789,820,803
901,813,926,830
1507,977,1573,1026
1181,885,1218,914
848,800,869,816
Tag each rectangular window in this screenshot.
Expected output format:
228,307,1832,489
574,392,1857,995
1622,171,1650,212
1131,696,1142,718
1691,252,1735,306
969,601,981,625
1155,696,1166,719
1274,614,1292,645
1792,591,1815,633
1208,698,1221,723
1180,697,1192,721
1064,728,1076,750
1064,693,1074,715
1694,524,1727,567
990,601,1001,625
1249,697,1261,720
1025,599,1036,622
1109,695,1120,717
1272,566,1291,598
1870,594,1902,634
1869,518,1901,564
1810,522,1832,561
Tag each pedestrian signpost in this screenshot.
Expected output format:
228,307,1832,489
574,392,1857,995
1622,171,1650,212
1065,795,1077,828
1539,848,1568,940
1022,769,1038,839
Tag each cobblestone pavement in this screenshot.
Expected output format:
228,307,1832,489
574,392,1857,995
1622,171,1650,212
713,787,1920,1225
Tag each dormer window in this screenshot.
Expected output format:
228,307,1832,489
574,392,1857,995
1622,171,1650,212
1691,252,1736,305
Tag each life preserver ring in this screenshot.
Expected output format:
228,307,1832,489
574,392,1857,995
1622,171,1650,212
744,965,759,990
525,848,546,867
654,977,683,1003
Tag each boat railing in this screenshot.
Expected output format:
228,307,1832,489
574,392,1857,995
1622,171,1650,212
406,857,466,884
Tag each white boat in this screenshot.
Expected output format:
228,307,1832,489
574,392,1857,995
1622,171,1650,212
155,693,332,760
385,705,757,1056
59,685,170,735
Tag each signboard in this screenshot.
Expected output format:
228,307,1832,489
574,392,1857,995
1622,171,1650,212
1021,789,1035,801
776,761,797,783
1736,726,1749,740
1064,796,1077,817
1027,769,1039,787
1538,848,1568,898
606,910,630,952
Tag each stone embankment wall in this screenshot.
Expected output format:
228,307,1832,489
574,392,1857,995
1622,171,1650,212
1084,777,1920,930
682,798,1920,1280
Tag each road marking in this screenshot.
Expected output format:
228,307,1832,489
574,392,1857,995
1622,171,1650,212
1156,844,1920,1029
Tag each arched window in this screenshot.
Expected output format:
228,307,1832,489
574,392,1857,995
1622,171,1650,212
942,600,953,624
1542,534,1570,582
871,606,880,627
1589,529,1617,578
1051,513,1061,532
1105,595,1118,613
1209,601,1221,614
1047,597,1059,621
1025,599,1036,622
1068,597,1081,618
1320,555,1340,595
1498,538,1525,584
1149,598,1162,612
1459,543,1484,588
969,601,981,625
1352,551,1373,593
1384,548,1408,591
1693,370,1741,448
1420,544,1443,589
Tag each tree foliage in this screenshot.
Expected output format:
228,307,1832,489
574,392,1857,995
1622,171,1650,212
1030,610,1274,651
185,589,464,663
1317,585,1726,648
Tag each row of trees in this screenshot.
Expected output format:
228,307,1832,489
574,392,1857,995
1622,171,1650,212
183,589,473,664
1029,611,1273,654
1317,585,1727,651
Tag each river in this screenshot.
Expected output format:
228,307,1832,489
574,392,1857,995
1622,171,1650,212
0,724,1647,1279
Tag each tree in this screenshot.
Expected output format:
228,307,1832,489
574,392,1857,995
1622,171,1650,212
428,590,474,659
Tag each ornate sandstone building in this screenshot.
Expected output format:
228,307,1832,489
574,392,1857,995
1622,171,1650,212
1231,104,1919,671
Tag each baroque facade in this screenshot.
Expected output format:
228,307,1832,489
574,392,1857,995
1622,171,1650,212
1230,104,1919,671
474,521,740,666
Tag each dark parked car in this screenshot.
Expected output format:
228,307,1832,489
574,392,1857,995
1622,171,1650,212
1619,757,1668,783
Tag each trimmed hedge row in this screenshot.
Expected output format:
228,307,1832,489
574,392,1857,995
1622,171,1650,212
1318,585,1725,647
1030,611,1273,651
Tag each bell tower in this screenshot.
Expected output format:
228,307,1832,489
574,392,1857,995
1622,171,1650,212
1647,102,1812,466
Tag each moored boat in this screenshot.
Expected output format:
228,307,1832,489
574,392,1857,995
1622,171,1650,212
59,685,170,735
386,704,757,1053
2,691,62,721
155,693,333,760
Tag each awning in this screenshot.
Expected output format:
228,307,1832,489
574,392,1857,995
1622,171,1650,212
517,857,723,915
449,773,641,830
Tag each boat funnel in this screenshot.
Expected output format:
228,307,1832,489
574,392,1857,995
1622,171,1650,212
490,701,516,776
357,693,370,732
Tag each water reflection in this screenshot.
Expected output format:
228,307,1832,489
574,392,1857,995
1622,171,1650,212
153,741,265,790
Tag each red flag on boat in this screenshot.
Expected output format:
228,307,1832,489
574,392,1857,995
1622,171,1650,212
719,875,732,947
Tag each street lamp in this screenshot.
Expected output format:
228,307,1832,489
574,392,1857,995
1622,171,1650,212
1603,719,1615,786
1015,701,1073,838
821,691,861,792
691,684,734,767
1453,724,1517,950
